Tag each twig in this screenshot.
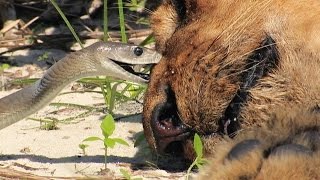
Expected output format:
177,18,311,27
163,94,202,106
0,19,21,34
21,16,40,30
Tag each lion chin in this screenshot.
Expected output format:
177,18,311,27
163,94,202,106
142,0,320,179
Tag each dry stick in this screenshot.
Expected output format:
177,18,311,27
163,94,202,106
0,167,104,180
21,16,40,30
0,38,26,44
76,20,94,33
0,19,21,34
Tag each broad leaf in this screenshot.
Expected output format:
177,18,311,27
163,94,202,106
193,133,203,158
104,138,116,148
100,114,115,137
82,136,102,142
111,138,129,146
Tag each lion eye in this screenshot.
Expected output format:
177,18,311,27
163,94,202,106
134,47,144,56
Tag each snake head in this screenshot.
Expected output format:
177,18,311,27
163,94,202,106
90,41,162,84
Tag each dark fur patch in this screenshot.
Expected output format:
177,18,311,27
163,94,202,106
270,144,312,156
227,139,261,161
221,36,279,136
171,0,186,23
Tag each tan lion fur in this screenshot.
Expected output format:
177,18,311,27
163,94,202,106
143,0,320,179
198,106,320,179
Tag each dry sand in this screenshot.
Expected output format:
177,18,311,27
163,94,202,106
0,82,186,179
0,40,189,179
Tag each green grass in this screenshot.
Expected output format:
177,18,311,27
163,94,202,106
49,0,84,48
103,0,109,42
49,0,152,116
117,0,127,43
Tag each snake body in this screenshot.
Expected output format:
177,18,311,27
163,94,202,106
0,41,161,129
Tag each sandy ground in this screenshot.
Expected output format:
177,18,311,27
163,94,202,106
0,39,191,179
0,85,187,179
0,52,190,180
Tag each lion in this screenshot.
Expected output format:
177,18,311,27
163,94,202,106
142,0,320,179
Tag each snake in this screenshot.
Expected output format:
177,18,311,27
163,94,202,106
0,41,161,130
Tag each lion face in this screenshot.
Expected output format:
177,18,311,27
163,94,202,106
143,0,320,160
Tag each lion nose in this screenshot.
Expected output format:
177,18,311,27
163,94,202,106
150,86,191,155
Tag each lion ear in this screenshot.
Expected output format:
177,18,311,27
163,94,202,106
150,0,215,52
150,1,181,53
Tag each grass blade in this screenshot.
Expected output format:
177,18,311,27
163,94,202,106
117,0,127,43
49,0,84,48
103,0,109,42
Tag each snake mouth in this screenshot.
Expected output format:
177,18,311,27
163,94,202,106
112,60,151,81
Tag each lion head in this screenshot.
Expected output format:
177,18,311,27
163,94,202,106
142,0,320,160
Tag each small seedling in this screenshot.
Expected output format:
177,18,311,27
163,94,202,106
82,114,129,169
78,143,89,155
28,118,59,130
41,120,59,130
120,168,143,180
186,133,208,180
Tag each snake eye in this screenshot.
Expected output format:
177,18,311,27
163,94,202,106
134,47,144,56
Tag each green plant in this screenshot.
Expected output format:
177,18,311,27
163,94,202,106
103,0,109,42
27,117,59,130
186,133,208,180
79,143,89,155
79,77,146,114
40,119,59,130
0,63,10,72
82,114,129,169
125,0,147,12
117,0,127,43
37,52,50,61
120,168,143,180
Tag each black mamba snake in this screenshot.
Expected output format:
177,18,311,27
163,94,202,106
0,41,161,129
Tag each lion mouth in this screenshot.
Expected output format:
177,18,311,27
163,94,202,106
150,86,193,155
150,93,241,159
149,85,241,158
